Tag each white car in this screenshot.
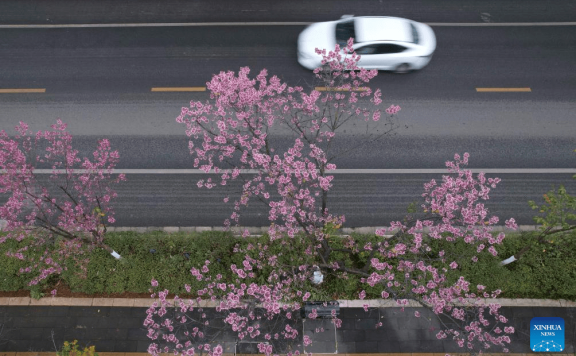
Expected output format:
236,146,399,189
298,16,436,73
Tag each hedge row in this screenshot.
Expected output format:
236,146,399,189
0,230,574,300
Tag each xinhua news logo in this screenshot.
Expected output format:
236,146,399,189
530,317,564,352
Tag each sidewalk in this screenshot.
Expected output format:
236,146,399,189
0,298,574,353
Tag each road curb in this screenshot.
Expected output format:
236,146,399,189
101,225,538,234
0,220,549,235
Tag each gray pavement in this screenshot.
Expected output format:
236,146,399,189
0,25,575,102
0,305,574,353
2,171,574,227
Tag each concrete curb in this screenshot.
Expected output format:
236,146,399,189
1,297,574,308
102,225,539,234
0,221,546,234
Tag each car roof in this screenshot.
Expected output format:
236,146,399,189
353,17,413,43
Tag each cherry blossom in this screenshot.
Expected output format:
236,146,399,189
0,120,125,287
148,39,516,356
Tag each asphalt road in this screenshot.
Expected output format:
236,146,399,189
0,2,575,227
0,25,575,102
1,0,575,24
3,173,573,227
109,173,576,227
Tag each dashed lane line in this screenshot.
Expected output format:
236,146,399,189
0,88,45,93
476,87,532,92
151,87,206,92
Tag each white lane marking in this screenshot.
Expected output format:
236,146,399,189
7,168,576,174
0,22,312,28
0,22,575,29
427,22,576,26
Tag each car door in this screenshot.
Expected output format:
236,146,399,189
355,43,409,70
373,43,410,70
354,44,381,69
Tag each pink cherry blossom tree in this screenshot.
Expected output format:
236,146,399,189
146,40,517,356
365,152,518,352
176,38,403,241
146,153,518,356
0,120,126,287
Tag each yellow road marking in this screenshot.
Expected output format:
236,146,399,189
0,88,45,93
315,87,369,92
476,87,531,92
151,87,206,92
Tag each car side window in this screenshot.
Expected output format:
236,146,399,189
355,45,378,55
335,20,356,47
376,44,407,54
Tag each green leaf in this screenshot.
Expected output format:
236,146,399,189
406,201,419,214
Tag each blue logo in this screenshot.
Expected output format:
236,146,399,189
530,317,564,352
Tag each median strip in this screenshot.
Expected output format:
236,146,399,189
0,88,45,93
151,87,206,92
476,87,531,92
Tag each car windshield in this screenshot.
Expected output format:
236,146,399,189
410,23,419,44
336,20,356,47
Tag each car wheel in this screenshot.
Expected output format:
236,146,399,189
394,63,410,74
319,63,332,73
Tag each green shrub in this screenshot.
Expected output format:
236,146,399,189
0,234,53,295
0,229,574,300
